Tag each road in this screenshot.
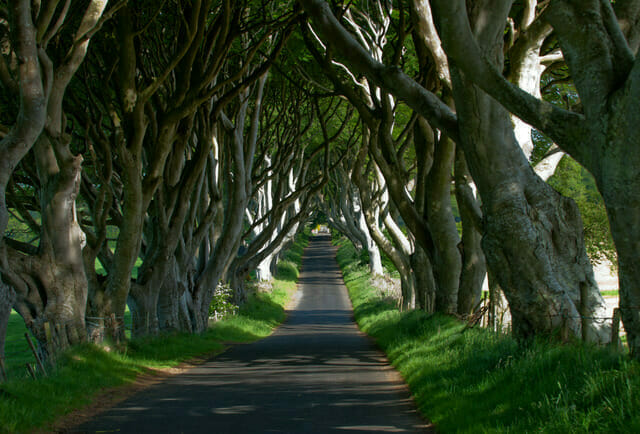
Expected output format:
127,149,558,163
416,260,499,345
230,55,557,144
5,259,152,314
76,235,430,433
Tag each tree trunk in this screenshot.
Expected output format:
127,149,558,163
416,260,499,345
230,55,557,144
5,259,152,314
444,0,609,343
454,148,486,315
357,209,384,276
9,250,88,356
411,245,436,313
0,0,48,360
128,283,160,337
600,164,640,355
256,253,276,282
426,136,461,313
9,134,89,356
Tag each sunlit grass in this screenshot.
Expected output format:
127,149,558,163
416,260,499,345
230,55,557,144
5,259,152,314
335,237,640,433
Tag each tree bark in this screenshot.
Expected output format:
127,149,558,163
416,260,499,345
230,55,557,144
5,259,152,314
4,0,110,355
445,0,608,342
454,148,486,315
425,135,460,313
0,0,48,357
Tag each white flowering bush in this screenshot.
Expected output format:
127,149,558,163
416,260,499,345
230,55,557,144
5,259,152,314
208,283,239,321
369,274,401,303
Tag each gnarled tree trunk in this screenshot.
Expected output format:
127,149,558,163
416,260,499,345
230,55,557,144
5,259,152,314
0,0,48,357
454,148,486,315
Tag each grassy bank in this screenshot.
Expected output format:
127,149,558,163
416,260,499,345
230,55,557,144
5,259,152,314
0,231,309,433
335,238,640,433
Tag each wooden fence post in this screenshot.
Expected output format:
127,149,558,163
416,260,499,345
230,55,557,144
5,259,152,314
24,333,47,377
25,363,36,380
44,322,55,364
610,308,621,351
0,356,7,382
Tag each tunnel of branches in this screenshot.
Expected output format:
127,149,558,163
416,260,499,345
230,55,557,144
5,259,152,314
2,0,640,361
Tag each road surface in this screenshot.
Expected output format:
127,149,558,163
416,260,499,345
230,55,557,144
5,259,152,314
77,235,430,433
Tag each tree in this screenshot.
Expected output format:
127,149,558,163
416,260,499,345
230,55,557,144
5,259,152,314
1,0,116,357
430,0,640,356
300,0,609,343
0,0,48,358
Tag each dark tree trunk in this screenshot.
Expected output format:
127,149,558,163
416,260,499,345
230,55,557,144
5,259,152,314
0,0,47,360
10,134,89,356
454,148,486,315
427,136,461,314
128,283,160,337
411,245,436,313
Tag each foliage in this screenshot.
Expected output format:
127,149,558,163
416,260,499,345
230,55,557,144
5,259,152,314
336,237,639,433
208,283,239,321
548,156,617,268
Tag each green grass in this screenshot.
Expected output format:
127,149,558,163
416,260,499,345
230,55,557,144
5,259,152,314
601,289,619,297
0,230,309,433
335,237,640,433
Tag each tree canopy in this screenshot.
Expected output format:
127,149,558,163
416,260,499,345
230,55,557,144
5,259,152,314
1,0,636,360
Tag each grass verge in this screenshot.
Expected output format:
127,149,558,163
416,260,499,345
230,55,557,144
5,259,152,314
0,230,309,433
335,237,640,433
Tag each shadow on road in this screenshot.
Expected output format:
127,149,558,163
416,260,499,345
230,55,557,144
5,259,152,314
77,235,432,433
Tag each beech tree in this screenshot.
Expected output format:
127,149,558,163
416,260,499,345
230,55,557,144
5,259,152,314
1,0,116,357
0,0,48,357
70,1,295,338
302,1,484,314
325,165,385,276
427,0,640,355
300,0,609,343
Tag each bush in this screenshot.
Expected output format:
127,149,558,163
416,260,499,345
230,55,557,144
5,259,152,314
208,283,238,321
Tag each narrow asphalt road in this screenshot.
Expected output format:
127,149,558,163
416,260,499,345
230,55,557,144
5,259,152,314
77,235,430,433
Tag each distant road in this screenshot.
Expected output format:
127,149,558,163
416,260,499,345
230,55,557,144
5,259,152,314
77,235,430,433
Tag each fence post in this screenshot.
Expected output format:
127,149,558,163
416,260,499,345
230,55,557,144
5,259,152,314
25,363,36,380
610,308,621,351
24,332,47,377
110,313,119,343
560,312,569,343
0,356,6,382
44,322,55,364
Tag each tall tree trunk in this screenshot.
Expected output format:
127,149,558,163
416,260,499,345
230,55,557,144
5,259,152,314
86,137,145,342
0,0,48,359
356,206,384,276
411,245,436,312
443,0,608,343
426,136,461,313
451,62,608,342
454,148,486,315
10,134,89,354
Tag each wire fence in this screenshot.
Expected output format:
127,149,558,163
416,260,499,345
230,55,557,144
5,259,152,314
470,295,634,351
